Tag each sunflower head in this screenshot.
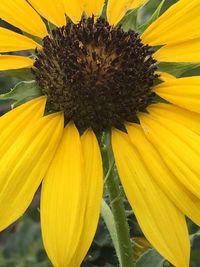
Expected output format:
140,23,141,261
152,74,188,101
1,1,200,267
32,16,158,132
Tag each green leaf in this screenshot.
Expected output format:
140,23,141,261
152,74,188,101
0,100,12,115
11,96,37,108
190,230,200,246
101,199,121,264
135,249,165,267
0,80,42,102
1,68,34,80
137,0,165,32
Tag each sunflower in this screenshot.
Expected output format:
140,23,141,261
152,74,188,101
0,0,200,266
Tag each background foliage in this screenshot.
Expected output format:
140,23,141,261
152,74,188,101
0,0,200,266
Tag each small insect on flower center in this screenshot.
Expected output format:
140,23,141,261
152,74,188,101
32,17,158,132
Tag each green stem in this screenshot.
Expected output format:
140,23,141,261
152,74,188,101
101,131,134,267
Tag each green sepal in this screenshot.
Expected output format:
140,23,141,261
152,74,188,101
119,0,150,31
158,62,200,77
137,0,166,32
135,249,165,267
47,21,57,32
23,31,42,46
120,8,138,31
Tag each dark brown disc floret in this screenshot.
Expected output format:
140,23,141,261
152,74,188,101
32,17,158,132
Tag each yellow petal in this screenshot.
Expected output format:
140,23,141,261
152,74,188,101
0,55,34,70
41,123,86,267
147,103,200,135
0,112,64,230
27,0,66,27
154,38,200,62
112,129,190,267
142,0,200,45
71,130,103,267
127,123,200,225
154,77,200,114
62,0,84,23
84,0,105,17
130,0,148,9
0,27,41,52
0,0,48,38
107,0,143,25
0,97,46,154
139,112,200,200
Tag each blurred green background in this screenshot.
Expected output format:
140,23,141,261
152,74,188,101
0,0,200,266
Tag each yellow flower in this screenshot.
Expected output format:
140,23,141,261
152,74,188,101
0,1,200,267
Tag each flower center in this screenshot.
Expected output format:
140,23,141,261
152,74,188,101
32,17,158,132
